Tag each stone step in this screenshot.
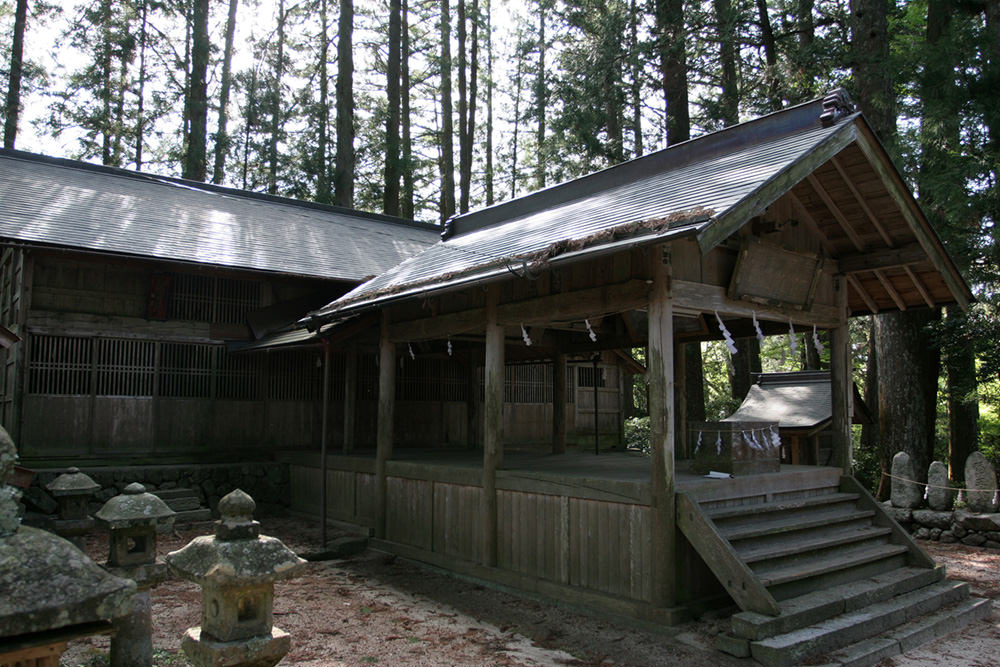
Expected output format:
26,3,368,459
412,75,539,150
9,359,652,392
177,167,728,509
749,580,971,667
736,525,893,565
730,566,945,641
814,596,992,667
152,487,199,501
705,492,860,521
172,508,213,524
720,508,876,542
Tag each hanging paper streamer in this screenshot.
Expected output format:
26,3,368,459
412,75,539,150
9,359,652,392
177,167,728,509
521,323,532,346
994,490,998,507
716,432,723,455
752,311,765,343
447,338,453,357
715,311,738,354
812,325,825,356
957,489,965,505
923,485,929,501
408,343,416,360
584,318,598,342
788,320,798,355
770,425,781,449
695,430,703,454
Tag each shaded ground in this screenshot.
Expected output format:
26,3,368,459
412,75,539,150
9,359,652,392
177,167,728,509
59,518,999,666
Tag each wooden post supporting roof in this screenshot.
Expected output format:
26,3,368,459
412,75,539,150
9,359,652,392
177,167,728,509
648,246,676,607
552,353,567,454
343,345,357,454
375,315,395,540
482,285,504,567
830,276,852,472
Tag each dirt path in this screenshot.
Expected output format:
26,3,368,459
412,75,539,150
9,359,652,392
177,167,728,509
59,518,999,666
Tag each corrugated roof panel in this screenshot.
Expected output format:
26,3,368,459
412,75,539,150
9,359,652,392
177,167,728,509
316,117,847,318
0,154,440,281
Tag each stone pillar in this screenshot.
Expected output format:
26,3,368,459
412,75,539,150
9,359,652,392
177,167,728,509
926,460,953,511
890,451,922,509
965,452,998,513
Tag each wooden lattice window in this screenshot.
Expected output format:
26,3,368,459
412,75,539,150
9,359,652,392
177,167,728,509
577,365,607,388
217,351,263,400
28,335,93,395
505,363,551,404
167,273,261,324
267,351,323,400
159,342,215,398
96,338,155,397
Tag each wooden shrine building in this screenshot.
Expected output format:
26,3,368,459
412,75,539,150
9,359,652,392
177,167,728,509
288,91,982,660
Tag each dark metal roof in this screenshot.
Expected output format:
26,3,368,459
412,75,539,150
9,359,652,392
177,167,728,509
0,149,440,281
309,98,857,321
722,371,870,429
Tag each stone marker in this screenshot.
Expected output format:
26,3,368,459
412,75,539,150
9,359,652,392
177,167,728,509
926,460,954,511
965,451,998,513
0,426,134,666
891,451,922,509
96,482,176,667
166,488,306,667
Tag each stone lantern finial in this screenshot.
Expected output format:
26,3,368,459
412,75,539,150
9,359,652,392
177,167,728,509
217,487,258,540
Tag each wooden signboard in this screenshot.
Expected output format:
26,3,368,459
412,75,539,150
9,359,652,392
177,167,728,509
727,237,823,311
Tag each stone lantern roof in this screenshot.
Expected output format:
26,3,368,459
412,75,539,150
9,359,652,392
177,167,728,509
0,427,135,639
166,489,306,587
95,483,176,528
45,467,100,497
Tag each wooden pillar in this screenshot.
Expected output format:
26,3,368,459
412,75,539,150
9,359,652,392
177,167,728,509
343,345,357,453
647,246,676,608
552,353,567,454
320,339,331,547
482,285,504,566
830,276,852,473
674,340,687,458
375,315,395,539
466,356,478,448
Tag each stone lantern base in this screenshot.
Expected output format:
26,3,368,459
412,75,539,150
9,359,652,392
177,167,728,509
181,626,291,667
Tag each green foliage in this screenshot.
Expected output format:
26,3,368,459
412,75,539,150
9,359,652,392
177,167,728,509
624,415,650,453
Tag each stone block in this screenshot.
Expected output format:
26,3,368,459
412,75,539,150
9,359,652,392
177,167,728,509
913,526,931,540
883,503,912,524
715,633,751,658
926,461,953,511
940,531,957,543
965,452,998,513
955,510,1000,533
952,524,967,539
181,626,290,667
891,451,922,508
930,528,942,540
986,541,1000,550
962,533,987,546
913,509,953,530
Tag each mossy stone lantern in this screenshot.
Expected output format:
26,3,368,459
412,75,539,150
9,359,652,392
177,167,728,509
166,489,306,667
95,482,176,667
45,466,100,549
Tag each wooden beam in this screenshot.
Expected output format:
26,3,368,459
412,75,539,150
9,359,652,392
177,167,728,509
806,173,865,252
837,242,927,274
482,285,504,568
873,270,906,311
343,345,357,453
697,121,857,253
905,266,936,309
853,125,971,310
388,307,486,343
672,279,841,328
830,155,896,247
374,315,396,540
788,191,837,255
552,354,567,454
647,247,675,608
847,274,879,314
830,278,852,473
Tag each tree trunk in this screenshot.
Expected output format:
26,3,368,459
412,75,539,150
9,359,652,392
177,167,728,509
335,0,355,208
401,0,414,218
629,0,643,157
730,337,761,402
134,0,150,169
654,0,690,144
459,0,479,213
713,0,739,126
685,344,706,422
383,0,402,216
212,0,240,185
850,0,895,153
3,0,28,149
267,0,286,194
510,35,523,198
184,0,210,182
946,307,978,483
755,0,781,111
534,2,547,189
100,0,113,165
861,321,881,495
457,0,468,211
484,0,494,205
439,0,456,222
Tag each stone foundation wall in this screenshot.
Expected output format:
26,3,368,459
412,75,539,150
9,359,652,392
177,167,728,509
25,462,290,518
885,504,1000,549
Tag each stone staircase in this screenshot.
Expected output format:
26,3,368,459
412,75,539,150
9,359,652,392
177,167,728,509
679,474,991,667
152,487,212,524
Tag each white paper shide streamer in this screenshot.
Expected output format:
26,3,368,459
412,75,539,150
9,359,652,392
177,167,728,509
715,311,738,354
408,343,416,360
584,318,598,342
695,430,703,454
716,432,723,455
788,319,798,355
812,325,824,355
447,338,453,356
521,323,532,346
752,311,765,343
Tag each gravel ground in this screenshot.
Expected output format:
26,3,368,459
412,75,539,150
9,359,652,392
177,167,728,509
57,517,1000,667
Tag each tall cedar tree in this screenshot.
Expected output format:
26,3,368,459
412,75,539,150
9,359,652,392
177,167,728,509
183,0,209,181
534,1,547,189
315,0,332,202
212,0,240,184
3,0,28,148
384,0,402,215
484,0,494,204
458,0,479,213
267,0,287,194
133,0,150,169
400,0,414,218
439,0,456,222
334,0,354,207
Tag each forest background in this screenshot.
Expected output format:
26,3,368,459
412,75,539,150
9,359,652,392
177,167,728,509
2,0,999,498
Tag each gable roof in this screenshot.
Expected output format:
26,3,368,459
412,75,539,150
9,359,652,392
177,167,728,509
0,149,440,282
722,371,870,430
308,92,971,325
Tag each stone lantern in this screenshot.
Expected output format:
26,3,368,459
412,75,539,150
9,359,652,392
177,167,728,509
45,466,100,548
95,482,176,667
166,488,306,667
0,427,135,666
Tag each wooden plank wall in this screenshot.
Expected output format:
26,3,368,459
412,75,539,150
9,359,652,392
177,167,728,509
288,462,376,526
